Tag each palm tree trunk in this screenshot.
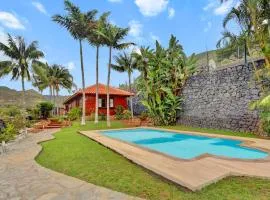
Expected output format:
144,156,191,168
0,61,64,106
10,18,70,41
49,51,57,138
106,46,112,127
56,90,59,116
95,45,99,124
21,75,27,134
128,71,133,119
244,41,247,66
49,86,53,102
53,88,56,116
49,86,53,116
79,39,86,125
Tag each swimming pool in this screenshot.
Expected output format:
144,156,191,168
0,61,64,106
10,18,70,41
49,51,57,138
102,128,268,160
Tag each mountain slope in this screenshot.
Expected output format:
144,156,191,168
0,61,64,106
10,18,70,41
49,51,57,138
0,86,69,108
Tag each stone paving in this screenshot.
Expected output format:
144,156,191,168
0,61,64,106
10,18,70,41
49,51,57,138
0,129,140,200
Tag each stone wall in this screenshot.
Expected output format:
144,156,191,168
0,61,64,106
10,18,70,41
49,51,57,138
177,60,265,132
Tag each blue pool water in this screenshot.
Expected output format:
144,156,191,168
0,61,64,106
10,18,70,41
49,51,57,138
102,128,268,160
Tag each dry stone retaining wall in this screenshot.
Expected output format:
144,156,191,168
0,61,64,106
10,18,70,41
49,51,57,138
177,60,265,132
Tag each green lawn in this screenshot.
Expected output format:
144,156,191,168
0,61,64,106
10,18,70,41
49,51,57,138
36,121,270,200
162,125,259,138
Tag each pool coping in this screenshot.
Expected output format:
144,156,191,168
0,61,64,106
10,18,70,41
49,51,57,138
99,127,270,162
80,127,270,191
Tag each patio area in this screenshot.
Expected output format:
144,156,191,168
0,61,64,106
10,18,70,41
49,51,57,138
80,127,270,191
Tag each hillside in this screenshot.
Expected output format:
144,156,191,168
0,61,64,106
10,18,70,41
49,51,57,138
0,86,69,108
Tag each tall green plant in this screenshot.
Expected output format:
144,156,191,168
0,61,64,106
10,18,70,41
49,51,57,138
135,35,197,125
111,52,137,118
0,34,44,132
88,12,110,124
52,0,97,124
96,24,134,127
33,63,74,115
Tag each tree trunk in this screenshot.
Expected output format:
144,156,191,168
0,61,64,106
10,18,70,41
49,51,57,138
21,75,27,134
53,88,56,116
106,46,112,127
244,41,247,66
56,90,59,116
128,71,133,119
49,86,52,102
79,40,86,125
95,45,99,124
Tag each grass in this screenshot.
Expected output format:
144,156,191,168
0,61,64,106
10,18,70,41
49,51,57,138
162,125,259,138
36,121,270,200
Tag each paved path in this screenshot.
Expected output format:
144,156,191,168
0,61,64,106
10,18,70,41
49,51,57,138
81,127,270,191
0,129,139,200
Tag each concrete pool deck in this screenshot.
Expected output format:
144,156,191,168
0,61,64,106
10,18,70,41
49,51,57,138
80,127,270,191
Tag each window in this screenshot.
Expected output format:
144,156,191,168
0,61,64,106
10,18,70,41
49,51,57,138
98,98,106,108
110,98,114,108
98,98,114,108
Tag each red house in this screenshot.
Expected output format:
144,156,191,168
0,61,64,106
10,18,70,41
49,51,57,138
63,83,134,115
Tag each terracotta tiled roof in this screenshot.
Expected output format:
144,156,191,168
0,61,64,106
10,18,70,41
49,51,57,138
63,83,134,104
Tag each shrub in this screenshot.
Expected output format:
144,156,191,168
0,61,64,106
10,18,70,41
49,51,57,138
5,106,21,117
0,123,17,142
122,110,132,120
37,102,54,119
68,107,81,121
139,111,148,121
0,119,6,134
115,105,124,120
99,113,106,121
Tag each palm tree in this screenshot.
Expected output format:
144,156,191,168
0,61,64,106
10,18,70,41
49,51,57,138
87,12,110,124
222,0,270,67
33,63,74,115
97,24,134,127
112,52,137,118
217,31,248,65
0,34,44,110
132,46,153,81
52,0,97,125
221,5,252,66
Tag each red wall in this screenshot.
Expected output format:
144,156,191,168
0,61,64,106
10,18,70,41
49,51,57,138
67,94,128,115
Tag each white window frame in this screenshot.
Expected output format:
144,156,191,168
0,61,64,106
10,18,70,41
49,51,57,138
110,98,114,108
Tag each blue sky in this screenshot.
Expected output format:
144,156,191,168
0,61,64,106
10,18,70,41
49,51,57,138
0,0,239,95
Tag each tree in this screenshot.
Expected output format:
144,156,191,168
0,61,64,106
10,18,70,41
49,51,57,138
33,63,74,115
216,31,249,65
96,24,134,127
136,35,197,125
221,0,270,67
37,102,54,119
0,34,44,131
87,12,110,124
112,52,137,118
52,0,97,125
132,46,154,81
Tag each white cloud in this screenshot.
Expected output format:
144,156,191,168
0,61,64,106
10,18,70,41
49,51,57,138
204,21,212,32
150,32,160,43
203,0,235,16
135,0,169,17
32,1,48,15
168,7,175,19
203,1,217,11
0,11,25,29
39,57,48,64
108,0,122,3
214,0,234,15
128,20,145,44
128,20,143,38
66,62,75,71
0,27,9,60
